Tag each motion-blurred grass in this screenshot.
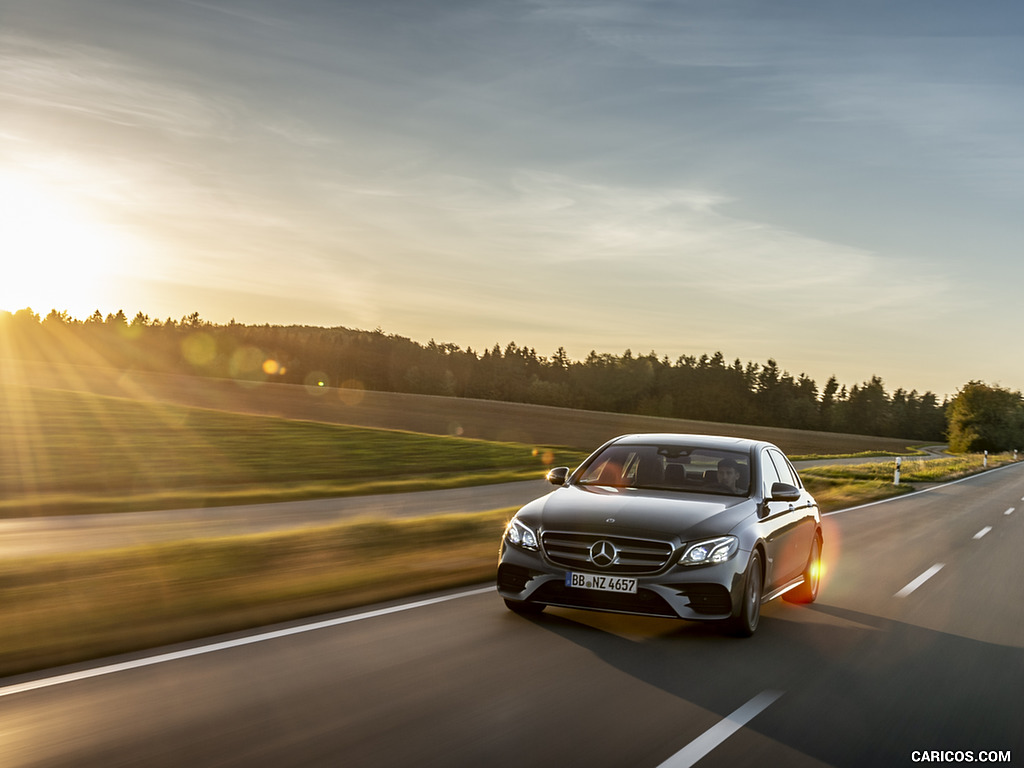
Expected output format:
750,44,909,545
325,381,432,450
0,510,512,677
0,385,587,517
802,454,1015,484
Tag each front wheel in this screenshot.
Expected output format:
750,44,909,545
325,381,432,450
725,550,763,637
784,535,821,604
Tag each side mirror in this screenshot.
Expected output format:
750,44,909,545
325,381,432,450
546,467,570,486
770,482,801,502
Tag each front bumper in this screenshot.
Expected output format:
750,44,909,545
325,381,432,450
496,541,749,621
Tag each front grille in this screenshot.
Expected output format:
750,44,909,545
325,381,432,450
542,531,673,575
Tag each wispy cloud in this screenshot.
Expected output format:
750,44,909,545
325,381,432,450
0,33,234,136
393,170,950,312
176,0,293,30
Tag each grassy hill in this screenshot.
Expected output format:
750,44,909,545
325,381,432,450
7,360,926,455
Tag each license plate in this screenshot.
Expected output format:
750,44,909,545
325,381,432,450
565,572,637,594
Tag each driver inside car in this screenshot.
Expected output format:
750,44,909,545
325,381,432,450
716,458,745,494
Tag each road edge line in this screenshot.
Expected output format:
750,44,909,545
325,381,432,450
0,586,493,699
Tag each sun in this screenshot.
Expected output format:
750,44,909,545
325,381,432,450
0,169,131,318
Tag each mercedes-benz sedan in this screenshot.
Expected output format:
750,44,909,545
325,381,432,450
496,433,822,636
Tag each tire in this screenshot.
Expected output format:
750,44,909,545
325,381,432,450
504,598,545,616
784,535,821,604
726,550,763,637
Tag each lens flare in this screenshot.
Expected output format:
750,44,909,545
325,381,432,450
304,371,329,393
182,333,217,367
338,380,366,406
230,346,265,380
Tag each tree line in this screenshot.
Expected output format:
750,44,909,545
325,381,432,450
2,308,1021,448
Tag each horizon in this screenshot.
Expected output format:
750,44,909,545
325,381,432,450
0,305,964,400
4,0,1024,400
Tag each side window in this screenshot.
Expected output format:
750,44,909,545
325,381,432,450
768,449,800,488
783,453,803,488
760,450,782,496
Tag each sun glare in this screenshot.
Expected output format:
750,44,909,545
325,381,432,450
0,170,131,317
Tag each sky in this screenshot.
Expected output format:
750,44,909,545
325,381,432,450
2,0,1024,399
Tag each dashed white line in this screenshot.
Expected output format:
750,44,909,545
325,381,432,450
657,690,784,768
974,526,993,540
1006,507,1015,516
895,564,945,598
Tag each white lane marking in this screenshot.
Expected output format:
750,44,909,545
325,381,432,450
1006,507,1016,516
895,564,944,598
657,689,784,768
0,586,493,699
974,526,992,539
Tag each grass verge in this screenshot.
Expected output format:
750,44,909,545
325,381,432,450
0,510,513,678
799,453,1019,509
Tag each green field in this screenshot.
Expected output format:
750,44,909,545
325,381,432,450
1,385,586,517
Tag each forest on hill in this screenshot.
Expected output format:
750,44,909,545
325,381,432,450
1,308,954,442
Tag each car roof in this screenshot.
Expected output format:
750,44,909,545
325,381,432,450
607,433,775,453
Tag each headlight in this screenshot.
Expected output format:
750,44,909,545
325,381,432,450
505,518,540,551
680,536,738,566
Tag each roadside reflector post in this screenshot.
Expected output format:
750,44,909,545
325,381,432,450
984,450,988,468
894,456,902,486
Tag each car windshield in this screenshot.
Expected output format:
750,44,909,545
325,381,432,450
576,443,751,497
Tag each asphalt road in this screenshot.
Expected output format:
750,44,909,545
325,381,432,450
0,479,552,556
1,464,1021,767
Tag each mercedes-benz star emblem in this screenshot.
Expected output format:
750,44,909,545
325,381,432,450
589,540,618,568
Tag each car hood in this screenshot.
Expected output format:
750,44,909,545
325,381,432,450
518,484,754,542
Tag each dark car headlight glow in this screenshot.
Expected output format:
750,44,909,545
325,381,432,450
680,536,738,566
505,518,540,551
